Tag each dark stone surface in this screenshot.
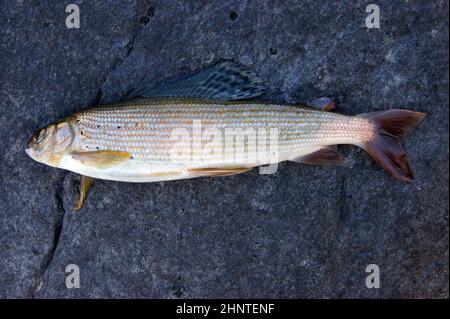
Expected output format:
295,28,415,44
0,0,448,298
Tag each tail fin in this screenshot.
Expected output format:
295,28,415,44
361,109,426,182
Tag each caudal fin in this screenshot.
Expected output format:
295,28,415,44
362,109,426,182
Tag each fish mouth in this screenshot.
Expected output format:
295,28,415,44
26,134,37,156
27,134,36,148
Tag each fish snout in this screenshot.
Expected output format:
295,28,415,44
27,132,37,148
26,134,38,157
25,145,36,158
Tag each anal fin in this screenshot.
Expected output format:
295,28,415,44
291,146,343,165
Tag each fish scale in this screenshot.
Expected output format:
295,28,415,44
73,99,370,162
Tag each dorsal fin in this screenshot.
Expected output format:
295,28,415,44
139,60,267,100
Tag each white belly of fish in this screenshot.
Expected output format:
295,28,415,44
58,145,322,182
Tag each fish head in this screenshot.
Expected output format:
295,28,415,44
26,120,75,167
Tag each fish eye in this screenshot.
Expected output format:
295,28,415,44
35,128,47,144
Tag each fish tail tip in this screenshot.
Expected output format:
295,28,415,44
361,109,426,182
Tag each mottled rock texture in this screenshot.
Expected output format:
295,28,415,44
0,0,448,298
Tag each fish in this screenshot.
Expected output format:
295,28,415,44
25,61,426,210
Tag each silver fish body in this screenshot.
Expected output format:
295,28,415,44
59,98,373,182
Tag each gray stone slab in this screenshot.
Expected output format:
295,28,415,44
0,0,448,298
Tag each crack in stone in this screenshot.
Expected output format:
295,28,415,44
328,172,347,295
28,11,150,298
29,172,67,298
95,9,149,105
337,172,348,236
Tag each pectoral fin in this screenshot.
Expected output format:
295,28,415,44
188,167,253,177
71,150,131,169
74,175,94,211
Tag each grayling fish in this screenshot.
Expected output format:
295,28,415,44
25,61,426,209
